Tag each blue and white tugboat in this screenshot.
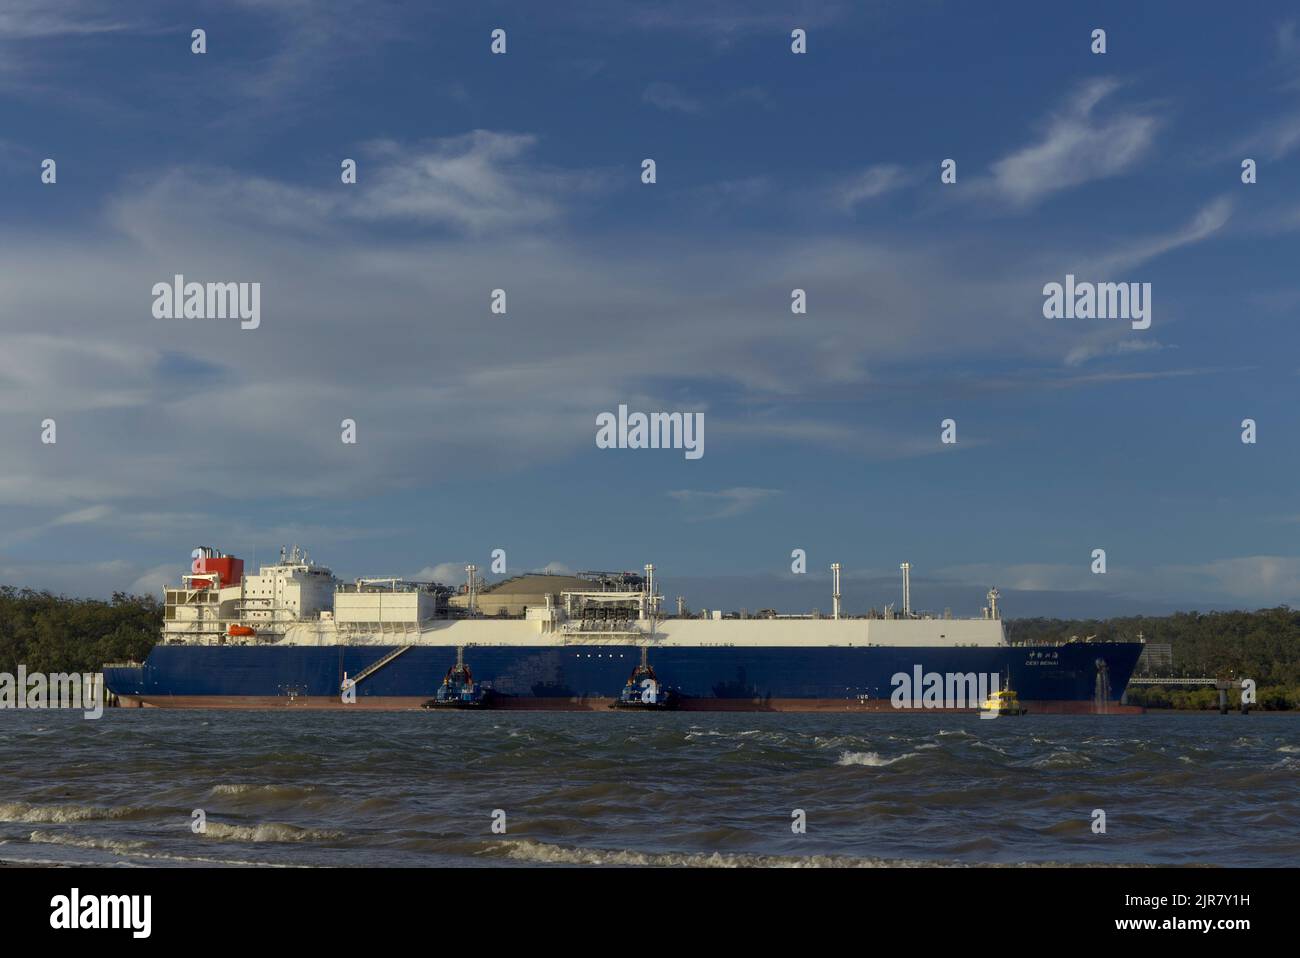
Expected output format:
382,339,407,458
610,646,679,710
425,647,491,709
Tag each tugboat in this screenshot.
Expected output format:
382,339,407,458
610,646,679,710
982,674,1027,716
424,647,491,709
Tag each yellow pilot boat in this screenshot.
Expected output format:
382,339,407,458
982,686,1027,716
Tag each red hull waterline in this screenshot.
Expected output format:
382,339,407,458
113,695,1144,714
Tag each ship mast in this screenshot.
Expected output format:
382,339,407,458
643,563,657,643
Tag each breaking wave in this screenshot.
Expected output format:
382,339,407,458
210,783,317,798
28,830,148,855
201,821,345,843
0,802,155,824
836,750,917,767
484,839,925,868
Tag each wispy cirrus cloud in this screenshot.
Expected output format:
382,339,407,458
1036,196,1233,366
668,487,781,519
354,132,600,233
832,164,911,211
105,131,607,240
1063,337,1174,368
0,1,134,39
0,0,399,124
643,81,704,114
986,78,1160,207
642,80,773,115
1088,195,1233,273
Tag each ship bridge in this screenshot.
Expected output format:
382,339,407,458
162,545,338,645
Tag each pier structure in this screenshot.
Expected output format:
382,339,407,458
1126,676,1252,713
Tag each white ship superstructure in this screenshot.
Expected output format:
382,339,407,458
163,546,1007,650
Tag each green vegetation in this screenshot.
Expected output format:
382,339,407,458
1119,684,1300,711
0,587,161,675
1007,607,1300,710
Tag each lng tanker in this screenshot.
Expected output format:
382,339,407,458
102,547,1144,712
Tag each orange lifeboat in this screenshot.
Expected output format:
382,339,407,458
228,624,257,638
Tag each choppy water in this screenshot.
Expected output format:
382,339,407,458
1,711,1297,867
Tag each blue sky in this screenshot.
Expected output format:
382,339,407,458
1,1,1298,617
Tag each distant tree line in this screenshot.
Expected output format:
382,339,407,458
0,587,161,676
1007,607,1300,710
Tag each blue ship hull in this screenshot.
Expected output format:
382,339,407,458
104,642,1144,712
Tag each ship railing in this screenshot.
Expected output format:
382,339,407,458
337,620,422,635
560,621,645,633
344,645,415,688
558,628,653,645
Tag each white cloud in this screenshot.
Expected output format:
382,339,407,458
1064,337,1173,367
129,563,176,597
668,487,781,519
1232,112,1300,162
834,164,908,210
988,78,1159,207
643,81,704,114
1089,196,1233,273
412,563,470,585
0,1,395,124
940,556,1300,608
50,504,113,526
107,132,597,240
0,127,1239,554
0,1,131,39
354,132,588,233
1160,556,1300,603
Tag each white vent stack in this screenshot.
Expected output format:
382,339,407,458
900,562,912,618
644,563,656,617
986,587,1000,621
466,564,478,615
831,563,842,620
